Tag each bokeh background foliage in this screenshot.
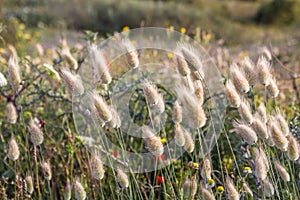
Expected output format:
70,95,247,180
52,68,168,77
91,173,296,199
1,0,300,46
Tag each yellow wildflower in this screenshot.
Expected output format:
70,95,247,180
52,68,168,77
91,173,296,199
180,27,186,34
122,26,130,32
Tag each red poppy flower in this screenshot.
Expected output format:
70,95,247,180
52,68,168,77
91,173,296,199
157,176,165,184
113,149,118,158
154,154,165,163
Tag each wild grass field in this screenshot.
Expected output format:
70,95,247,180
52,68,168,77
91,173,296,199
0,0,300,200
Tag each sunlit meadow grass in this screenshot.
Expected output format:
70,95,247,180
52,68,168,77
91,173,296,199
0,23,300,200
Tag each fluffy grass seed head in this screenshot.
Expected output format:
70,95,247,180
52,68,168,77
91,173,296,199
8,137,20,161
176,87,207,128
88,44,112,84
233,121,257,145
29,119,44,146
256,56,272,86
74,179,86,200
145,135,164,156
8,55,21,91
201,157,212,180
276,113,290,136
274,161,290,182
287,135,299,161
266,133,275,147
201,187,215,200
122,39,139,68
178,42,204,77
230,63,250,93
176,55,191,76
153,94,165,114
257,102,268,123
91,92,112,123
60,68,84,96
6,102,18,124
91,154,105,180
0,72,8,87
143,82,159,105
42,161,52,181
225,177,240,200
174,123,185,147
182,178,197,198
100,69,112,85
64,178,72,200
62,47,78,70
191,70,203,81
181,75,195,92
194,80,204,105
238,100,253,124
269,117,288,151
241,56,256,85
172,100,182,123
90,104,105,127
106,107,121,128
183,129,195,153
251,118,268,140
261,46,272,61
142,126,164,156
25,175,34,194
266,78,279,98
225,80,241,108
117,168,129,188
262,178,274,197
254,146,270,170
242,182,253,197
254,152,268,180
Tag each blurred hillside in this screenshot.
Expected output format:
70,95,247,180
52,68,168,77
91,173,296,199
0,0,299,46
